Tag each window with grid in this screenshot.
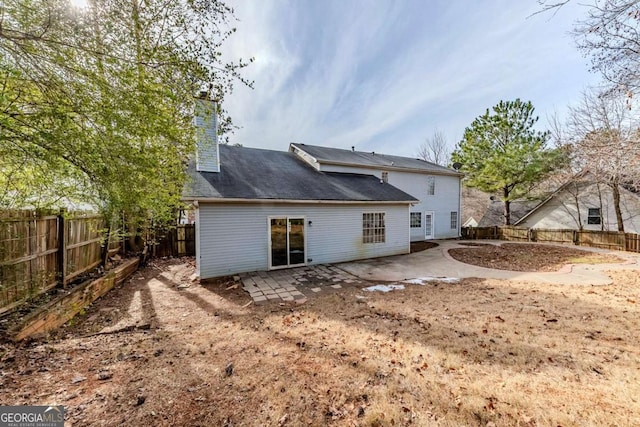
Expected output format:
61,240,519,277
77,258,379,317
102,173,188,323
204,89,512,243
381,171,389,183
587,208,601,225
410,212,422,228
450,211,458,229
363,212,386,243
426,176,435,195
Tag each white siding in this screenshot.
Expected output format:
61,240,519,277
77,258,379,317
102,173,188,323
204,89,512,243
198,203,410,279
319,164,461,240
517,182,640,233
194,99,220,173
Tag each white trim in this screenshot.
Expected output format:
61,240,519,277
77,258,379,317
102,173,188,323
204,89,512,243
362,210,387,245
317,159,462,176
425,211,435,240
267,216,307,270
289,144,463,176
289,144,321,171
183,197,415,205
195,205,201,277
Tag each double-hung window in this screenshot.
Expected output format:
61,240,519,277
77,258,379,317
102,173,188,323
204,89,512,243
587,208,601,225
426,176,435,195
363,213,385,243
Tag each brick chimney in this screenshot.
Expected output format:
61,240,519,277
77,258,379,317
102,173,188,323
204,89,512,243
194,92,220,173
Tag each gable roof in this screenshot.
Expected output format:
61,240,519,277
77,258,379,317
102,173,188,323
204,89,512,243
290,143,461,176
478,200,540,227
514,170,640,226
183,145,418,203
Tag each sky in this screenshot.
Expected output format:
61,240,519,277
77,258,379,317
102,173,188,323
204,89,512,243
220,0,599,158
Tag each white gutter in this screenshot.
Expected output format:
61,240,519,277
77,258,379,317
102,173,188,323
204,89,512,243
319,160,462,177
182,197,416,205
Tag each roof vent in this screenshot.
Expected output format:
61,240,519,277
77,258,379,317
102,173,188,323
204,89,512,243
372,151,375,155
351,146,355,152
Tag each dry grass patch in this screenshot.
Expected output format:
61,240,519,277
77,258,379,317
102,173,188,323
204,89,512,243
1,260,639,426
449,242,624,272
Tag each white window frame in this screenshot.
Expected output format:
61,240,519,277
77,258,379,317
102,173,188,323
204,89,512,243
267,216,307,270
450,211,458,229
363,212,386,244
410,212,422,228
426,175,435,195
587,208,601,225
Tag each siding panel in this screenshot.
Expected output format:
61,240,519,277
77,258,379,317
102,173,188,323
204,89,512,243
320,164,461,240
198,203,410,278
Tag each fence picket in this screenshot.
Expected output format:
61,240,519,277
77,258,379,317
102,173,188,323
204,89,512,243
462,226,637,253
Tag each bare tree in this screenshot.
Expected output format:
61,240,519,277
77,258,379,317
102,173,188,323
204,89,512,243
538,0,640,95
565,89,640,231
417,130,451,166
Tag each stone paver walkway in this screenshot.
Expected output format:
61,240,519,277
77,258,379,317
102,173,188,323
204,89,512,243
239,264,368,303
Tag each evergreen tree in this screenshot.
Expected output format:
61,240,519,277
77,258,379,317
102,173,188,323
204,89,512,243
452,99,563,225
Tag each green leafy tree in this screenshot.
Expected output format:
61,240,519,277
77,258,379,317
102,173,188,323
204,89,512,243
451,99,563,225
0,0,251,227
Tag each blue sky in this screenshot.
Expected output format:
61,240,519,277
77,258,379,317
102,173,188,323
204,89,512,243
221,1,598,157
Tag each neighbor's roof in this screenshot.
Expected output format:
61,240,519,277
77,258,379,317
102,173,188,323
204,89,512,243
290,143,461,176
478,200,540,227
183,145,418,203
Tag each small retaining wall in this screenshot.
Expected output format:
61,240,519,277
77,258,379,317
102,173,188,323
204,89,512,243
10,258,139,341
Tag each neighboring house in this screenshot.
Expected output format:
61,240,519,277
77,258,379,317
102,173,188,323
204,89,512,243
478,200,540,227
462,216,478,228
183,99,462,279
515,173,640,233
461,187,491,228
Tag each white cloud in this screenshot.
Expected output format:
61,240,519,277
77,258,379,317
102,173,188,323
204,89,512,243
220,0,598,157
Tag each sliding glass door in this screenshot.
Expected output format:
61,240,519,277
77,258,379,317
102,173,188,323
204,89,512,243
269,217,306,269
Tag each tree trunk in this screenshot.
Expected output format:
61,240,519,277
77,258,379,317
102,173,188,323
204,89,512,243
612,181,625,232
503,187,511,225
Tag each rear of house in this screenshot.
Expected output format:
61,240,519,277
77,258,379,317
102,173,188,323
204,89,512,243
195,200,411,278
290,143,462,241
184,98,461,279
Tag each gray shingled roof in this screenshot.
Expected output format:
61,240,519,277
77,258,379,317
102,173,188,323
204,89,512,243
290,143,461,175
478,200,540,227
183,145,418,202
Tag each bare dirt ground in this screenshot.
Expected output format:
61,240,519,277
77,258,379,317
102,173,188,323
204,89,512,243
449,243,624,272
1,257,640,426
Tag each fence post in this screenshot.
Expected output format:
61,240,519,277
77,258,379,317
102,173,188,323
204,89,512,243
57,208,67,288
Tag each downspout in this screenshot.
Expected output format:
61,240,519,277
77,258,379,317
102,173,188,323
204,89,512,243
193,200,200,278
458,177,462,238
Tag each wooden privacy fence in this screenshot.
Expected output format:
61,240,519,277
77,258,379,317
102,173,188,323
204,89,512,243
462,226,640,253
151,224,196,257
0,210,120,315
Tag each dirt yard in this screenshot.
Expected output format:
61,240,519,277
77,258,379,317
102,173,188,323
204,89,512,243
1,257,640,426
449,243,624,272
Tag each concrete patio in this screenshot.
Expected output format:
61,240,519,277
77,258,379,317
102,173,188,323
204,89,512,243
239,240,640,303
338,239,640,286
